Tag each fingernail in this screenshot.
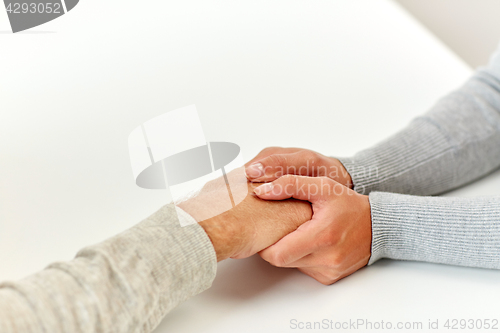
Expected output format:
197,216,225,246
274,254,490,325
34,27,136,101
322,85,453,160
245,163,264,179
254,183,273,195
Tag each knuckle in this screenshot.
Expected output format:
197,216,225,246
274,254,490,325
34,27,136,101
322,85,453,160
320,269,341,285
301,150,319,161
261,155,287,179
268,252,288,267
318,177,343,197
319,236,337,249
328,271,342,281
321,277,339,285
259,249,271,262
330,254,344,268
265,154,286,168
280,174,298,185
315,176,335,191
318,176,332,184
319,279,332,286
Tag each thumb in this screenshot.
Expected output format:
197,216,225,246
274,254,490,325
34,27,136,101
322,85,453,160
253,175,339,202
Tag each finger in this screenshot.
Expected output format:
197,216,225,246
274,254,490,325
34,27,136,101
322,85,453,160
255,176,338,265
259,203,341,265
294,252,369,284
297,267,332,285
277,252,325,268
245,150,326,182
253,175,340,202
259,220,318,266
260,251,318,269
244,147,303,168
255,176,342,266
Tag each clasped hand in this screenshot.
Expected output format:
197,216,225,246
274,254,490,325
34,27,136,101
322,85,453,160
245,147,372,285
179,147,372,285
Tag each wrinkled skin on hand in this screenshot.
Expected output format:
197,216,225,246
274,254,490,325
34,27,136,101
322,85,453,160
177,167,313,261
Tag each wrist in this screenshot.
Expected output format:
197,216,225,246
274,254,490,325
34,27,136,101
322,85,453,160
336,157,369,193
332,158,353,189
357,193,373,265
198,213,245,262
178,199,244,262
178,180,313,262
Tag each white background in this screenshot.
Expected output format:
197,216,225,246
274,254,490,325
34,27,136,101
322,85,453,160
1,1,499,332
396,0,500,68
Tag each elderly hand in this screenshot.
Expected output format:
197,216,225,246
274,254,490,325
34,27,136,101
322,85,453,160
245,147,352,188
177,167,313,261
253,175,372,285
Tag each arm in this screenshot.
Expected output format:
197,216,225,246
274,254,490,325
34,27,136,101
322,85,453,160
0,180,311,333
339,49,500,195
368,192,500,267
253,176,500,285
0,204,214,333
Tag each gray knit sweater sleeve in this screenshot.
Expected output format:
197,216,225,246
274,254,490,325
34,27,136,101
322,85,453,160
0,204,217,333
338,48,500,267
368,192,500,267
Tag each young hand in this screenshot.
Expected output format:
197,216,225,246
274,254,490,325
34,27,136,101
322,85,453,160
245,147,352,189
253,175,372,285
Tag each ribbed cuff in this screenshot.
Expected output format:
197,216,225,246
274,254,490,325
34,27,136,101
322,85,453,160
175,206,198,227
367,191,500,269
336,157,375,195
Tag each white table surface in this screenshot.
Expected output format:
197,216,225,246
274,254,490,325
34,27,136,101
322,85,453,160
1,1,499,332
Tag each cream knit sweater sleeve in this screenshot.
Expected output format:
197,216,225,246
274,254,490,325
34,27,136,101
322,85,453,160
0,204,217,333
